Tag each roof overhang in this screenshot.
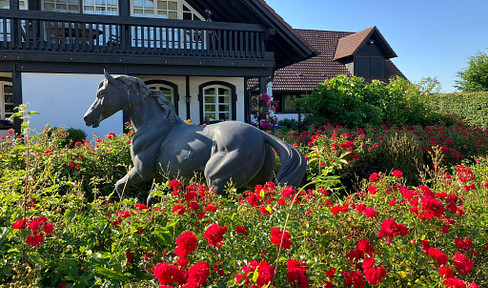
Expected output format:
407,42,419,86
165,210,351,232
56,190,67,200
184,0,316,69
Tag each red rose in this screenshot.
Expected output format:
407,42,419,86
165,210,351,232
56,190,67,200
392,170,403,178
13,219,25,230
204,224,228,248
187,262,210,286
453,253,473,274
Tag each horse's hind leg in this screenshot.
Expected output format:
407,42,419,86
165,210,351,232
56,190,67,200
246,143,276,188
204,148,266,196
115,168,145,200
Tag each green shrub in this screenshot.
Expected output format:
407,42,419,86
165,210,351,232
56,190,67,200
62,127,87,147
426,92,488,129
363,131,424,185
296,75,440,128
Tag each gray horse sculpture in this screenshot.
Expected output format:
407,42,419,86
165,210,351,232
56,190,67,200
84,72,306,201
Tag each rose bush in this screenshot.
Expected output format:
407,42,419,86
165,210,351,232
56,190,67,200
1,108,488,287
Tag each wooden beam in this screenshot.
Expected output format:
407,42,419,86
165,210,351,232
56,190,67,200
12,64,22,133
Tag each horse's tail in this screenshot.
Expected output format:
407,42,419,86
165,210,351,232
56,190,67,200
263,132,307,188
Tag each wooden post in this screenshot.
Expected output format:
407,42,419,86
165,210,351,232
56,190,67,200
258,76,266,129
12,64,22,133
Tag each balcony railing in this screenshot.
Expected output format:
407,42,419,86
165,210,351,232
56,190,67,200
0,10,270,60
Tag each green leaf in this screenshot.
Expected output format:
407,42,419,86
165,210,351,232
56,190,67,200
251,269,259,283
27,111,40,115
94,266,128,281
11,145,26,152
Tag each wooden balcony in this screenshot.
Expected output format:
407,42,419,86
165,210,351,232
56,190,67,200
0,10,274,68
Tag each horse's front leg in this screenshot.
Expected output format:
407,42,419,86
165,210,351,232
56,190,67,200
115,168,145,200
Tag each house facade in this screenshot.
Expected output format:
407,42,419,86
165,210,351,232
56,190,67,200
0,0,314,136
270,27,406,121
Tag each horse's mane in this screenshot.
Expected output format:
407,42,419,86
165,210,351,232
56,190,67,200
115,75,178,124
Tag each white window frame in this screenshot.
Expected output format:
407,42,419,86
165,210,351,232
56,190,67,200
42,0,80,13
0,81,13,120
203,85,231,122
83,0,118,15
130,0,204,20
146,83,174,103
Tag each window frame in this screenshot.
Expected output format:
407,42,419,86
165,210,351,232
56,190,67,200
144,79,179,115
198,81,237,124
0,77,13,122
130,0,204,20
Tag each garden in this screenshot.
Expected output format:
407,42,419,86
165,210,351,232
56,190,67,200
1,76,488,288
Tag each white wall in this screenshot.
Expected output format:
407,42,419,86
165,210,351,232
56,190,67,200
22,73,123,138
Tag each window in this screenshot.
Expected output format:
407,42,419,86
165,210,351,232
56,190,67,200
42,0,80,13
131,0,203,20
356,56,370,77
0,0,28,9
84,0,118,15
0,81,13,121
145,79,179,114
274,94,299,113
203,85,231,123
147,83,173,103
355,56,385,77
371,56,385,77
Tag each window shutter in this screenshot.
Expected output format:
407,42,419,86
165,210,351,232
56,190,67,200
356,56,370,76
371,56,385,76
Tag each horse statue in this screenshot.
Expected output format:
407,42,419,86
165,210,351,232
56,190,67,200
84,72,306,202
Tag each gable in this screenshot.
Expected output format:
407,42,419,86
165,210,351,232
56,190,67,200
334,26,397,61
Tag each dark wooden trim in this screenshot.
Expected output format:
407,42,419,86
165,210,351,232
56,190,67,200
11,65,22,133
198,80,236,124
10,0,19,10
119,0,130,17
243,77,250,123
8,61,275,77
0,52,275,69
144,79,179,115
185,76,190,121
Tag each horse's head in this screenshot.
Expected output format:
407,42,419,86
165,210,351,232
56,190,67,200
84,71,131,128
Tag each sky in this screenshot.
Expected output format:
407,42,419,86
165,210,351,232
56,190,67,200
264,0,488,93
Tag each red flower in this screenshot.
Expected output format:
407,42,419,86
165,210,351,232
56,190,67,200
204,224,228,248
270,227,292,250
153,262,187,286
135,203,149,210
362,208,378,218
177,257,188,267
28,219,41,232
346,250,364,263
369,172,379,182
443,278,467,288
325,267,336,280
13,219,25,230
235,226,247,236
174,231,197,258
439,266,454,279
361,257,375,269
428,247,448,265
378,218,408,242
453,253,474,274
286,259,309,273
367,185,378,195
356,239,375,255
187,262,210,286
255,261,275,287
26,232,44,246
43,222,54,234
364,266,386,285
392,170,403,178
286,270,309,288
172,205,185,216
454,238,472,252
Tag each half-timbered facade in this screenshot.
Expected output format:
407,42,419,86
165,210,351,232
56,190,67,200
0,0,314,135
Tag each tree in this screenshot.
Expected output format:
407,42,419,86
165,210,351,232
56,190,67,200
455,49,488,92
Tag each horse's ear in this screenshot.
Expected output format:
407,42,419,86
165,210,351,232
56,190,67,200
104,70,117,85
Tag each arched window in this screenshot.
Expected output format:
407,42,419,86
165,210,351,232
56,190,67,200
145,79,179,115
0,78,13,121
198,81,236,124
